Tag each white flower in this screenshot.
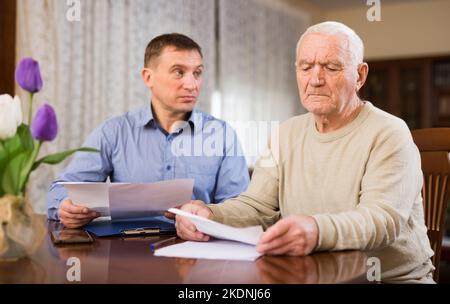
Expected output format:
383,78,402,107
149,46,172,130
0,94,23,140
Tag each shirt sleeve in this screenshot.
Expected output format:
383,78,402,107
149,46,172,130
209,135,281,229
213,123,250,203
46,123,114,220
312,122,423,252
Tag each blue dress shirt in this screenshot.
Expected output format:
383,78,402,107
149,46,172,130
47,104,249,220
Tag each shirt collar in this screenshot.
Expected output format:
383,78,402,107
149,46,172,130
137,102,200,132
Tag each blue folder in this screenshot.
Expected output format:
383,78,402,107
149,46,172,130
83,216,176,237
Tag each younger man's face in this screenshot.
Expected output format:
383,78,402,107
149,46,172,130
147,46,203,115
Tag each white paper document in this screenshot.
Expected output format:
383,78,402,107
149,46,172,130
154,208,264,261
154,240,262,261
167,208,263,245
59,179,194,220
60,182,111,216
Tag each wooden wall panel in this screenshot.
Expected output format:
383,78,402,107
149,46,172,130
0,0,17,95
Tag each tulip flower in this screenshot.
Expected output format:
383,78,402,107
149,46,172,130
0,94,23,140
31,104,58,142
15,57,43,125
15,58,43,94
0,58,98,200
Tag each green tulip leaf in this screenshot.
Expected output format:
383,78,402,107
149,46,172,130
31,147,100,171
17,143,41,194
3,133,22,155
0,132,28,193
0,142,6,197
0,141,7,172
16,124,34,151
1,150,32,195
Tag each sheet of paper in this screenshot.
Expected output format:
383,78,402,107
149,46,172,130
59,182,111,216
154,240,262,261
109,179,194,220
60,179,194,220
168,208,263,245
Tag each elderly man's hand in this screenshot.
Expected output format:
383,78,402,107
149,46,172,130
174,200,213,242
256,215,319,256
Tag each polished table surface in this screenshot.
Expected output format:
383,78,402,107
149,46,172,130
0,216,369,284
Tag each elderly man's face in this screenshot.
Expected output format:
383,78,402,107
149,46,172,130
296,33,359,116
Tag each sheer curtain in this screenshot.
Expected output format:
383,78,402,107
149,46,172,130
218,0,309,163
16,0,216,213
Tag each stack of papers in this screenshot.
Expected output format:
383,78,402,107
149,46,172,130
154,208,264,261
155,240,261,261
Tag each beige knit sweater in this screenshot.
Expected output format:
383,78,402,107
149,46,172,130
208,101,434,283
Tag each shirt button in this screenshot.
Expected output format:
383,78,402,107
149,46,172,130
166,165,171,171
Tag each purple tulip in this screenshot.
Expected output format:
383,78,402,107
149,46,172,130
31,104,58,141
15,57,43,93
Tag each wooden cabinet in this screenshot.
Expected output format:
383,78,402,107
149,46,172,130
433,59,450,127
360,56,450,129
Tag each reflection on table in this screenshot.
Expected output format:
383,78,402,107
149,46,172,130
0,216,369,284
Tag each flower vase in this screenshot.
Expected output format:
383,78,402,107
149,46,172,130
0,195,46,262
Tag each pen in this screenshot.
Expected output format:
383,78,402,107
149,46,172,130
150,236,177,251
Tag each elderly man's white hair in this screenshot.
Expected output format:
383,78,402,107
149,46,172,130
296,21,364,66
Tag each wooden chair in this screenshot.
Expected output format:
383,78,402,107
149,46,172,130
411,128,450,282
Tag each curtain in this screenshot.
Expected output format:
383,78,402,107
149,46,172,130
218,0,309,164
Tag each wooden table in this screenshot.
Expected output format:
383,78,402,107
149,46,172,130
0,216,369,284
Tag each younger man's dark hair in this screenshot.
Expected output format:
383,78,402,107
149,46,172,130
144,33,202,67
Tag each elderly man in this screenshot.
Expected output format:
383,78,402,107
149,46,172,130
174,22,434,283
48,33,249,228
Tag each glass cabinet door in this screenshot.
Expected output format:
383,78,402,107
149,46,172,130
363,68,389,112
400,66,423,129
